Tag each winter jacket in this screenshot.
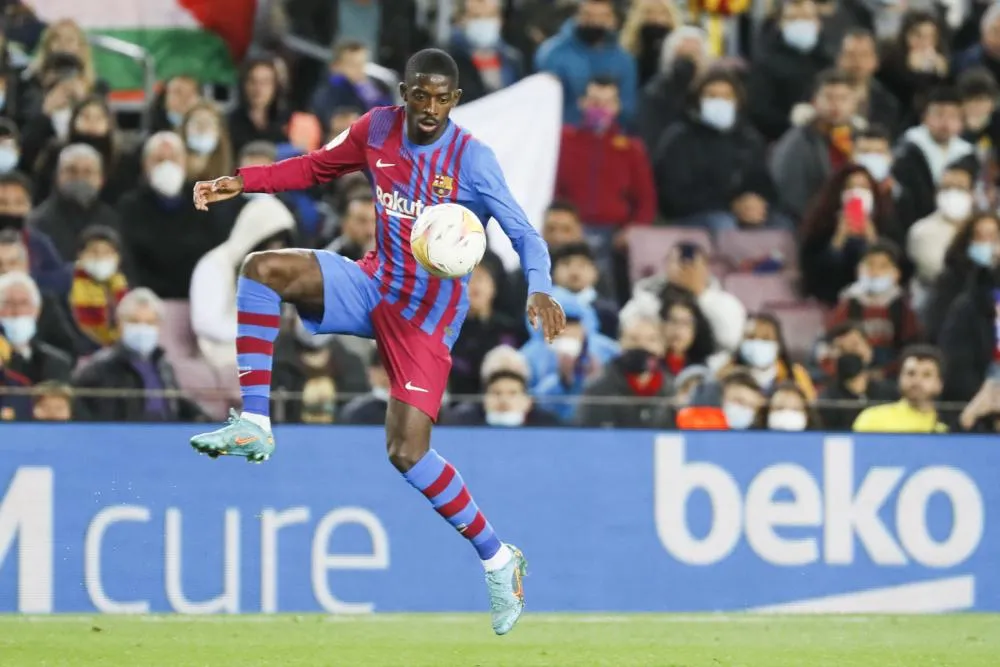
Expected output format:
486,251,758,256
769,124,834,222
534,19,638,126
28,193,124,265
654,115,775,219
190,196,296,368
6,338,73,384
637,61,697,152
576,356,674,428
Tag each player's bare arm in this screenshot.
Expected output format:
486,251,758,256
527,292,567,342
193,175,244,211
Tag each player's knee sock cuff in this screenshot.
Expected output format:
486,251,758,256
237,276,281,311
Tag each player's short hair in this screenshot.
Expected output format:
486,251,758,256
853,123,891,144
957,67,999,101
0,171,33,200
239,140,278,164
550,241,595,267
900,344,944,375
484,370,528,393
812,69,854,96
77,225,122,254
332,39,368,63
405,49,459,86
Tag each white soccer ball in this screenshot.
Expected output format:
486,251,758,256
409,203,487,279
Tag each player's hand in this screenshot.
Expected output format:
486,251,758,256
193,176,244,211
527,292,566,343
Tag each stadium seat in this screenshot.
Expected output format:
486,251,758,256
721,272,797,312
628,227,713,283
160,300,199,362
716,229,798,272
170,357,231,420
769,303,827,361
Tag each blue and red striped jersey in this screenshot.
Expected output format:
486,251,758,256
237,106,552,347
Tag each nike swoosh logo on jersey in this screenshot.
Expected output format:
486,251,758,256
376,159,396,168
405,381,429,393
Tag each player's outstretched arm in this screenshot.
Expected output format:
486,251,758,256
193,176,243,211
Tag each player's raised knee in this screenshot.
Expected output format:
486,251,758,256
241,251,287,286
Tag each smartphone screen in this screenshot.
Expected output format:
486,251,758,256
844,197,866,234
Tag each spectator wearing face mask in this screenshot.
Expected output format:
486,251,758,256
722,313,816,399
533,313,608,422
72,289,208,422
150,74,202,133
637,26,710,152
0,271,72,384
180,101,234,184
310,41,392,125
28,143,122,264
535,0,638,126
837,29,899,138
660,287,716,375
655,68,784,232
619,0,682,87
69,225,128,352
20,52,90,173
827,241,921,375
447,0,523,104
555,76,656,229
719,369,766,431
818,322,899,430
339,347,392,425
449,264,525,396
190,196,295,369
853,344,947,432
271,315,369,424
747,0,831,142
876,11,949,130
892,88,977,231
0,172,69,295
907,163,976,307
800,164,900,305
0,230,83,357
444,369,560,427
577,298,674,428
759,382,821,431
0,120,22,177
770,70,862,223
32,380,73,421
325,194,376,261
550,242,618,337
119,132,231,299
956,69,1000,206
924,211,1000,339
852,125,921,231
228,58,289,155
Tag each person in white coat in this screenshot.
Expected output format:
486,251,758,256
190,196,295,368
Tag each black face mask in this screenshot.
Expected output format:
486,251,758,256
671,57,696,83
619,348,657,375
640,24,670,48
837,353,866,382
576,25,609,45
0,213,24,230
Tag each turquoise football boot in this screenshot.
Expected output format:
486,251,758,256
486,544,527,635
190,409,275,463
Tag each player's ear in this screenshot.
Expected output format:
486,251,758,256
398,82,407,101
453,88,463,104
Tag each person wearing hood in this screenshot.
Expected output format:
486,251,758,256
653,68,784,231
747,0,832,141
534,0,638,126
118,132,232,299
827,241,921,375
637,26,710,152
28,143,123,264
446,0,523,104
190,195,296,370
634,242,747,353
892,87,978,231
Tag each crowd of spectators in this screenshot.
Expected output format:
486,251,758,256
2,0,1000,434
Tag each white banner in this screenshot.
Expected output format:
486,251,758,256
452,73,563,271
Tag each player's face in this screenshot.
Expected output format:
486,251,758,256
899,357,942,405
401,73,462,145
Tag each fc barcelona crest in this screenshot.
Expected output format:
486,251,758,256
431,174,454,197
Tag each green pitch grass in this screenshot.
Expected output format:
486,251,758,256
2,614,999,667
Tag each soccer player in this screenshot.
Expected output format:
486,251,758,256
189,49,565,634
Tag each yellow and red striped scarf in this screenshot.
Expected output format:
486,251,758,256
69,267,128,346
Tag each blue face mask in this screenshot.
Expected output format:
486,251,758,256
860,274,895,294
167,110,185,128
187,133,219,155
782,20,819,52
968,242,996,267
723,402,757,430
485,410,526,427
465,18,502,49
740,339,779,369
0,146,19,174
700,98,736,130
122,323,159,357
1,315,36,347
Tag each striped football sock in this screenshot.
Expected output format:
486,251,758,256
235,276,281,427
403,449,506,567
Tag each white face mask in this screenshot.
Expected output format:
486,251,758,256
739,339,779,369
80,257,119,282
1,315,36,347
781,19,820,52
485,410,526,427
186,132,219,155
51,107,72,140
700,97,736,131
854,153,890,182
936,189,973,222
550,335,583,358
465,18,502,49
767,408,808,431
149,161,186,197
0,145,20,174
841,187,874,216
121,323,159,357
723,402,756,430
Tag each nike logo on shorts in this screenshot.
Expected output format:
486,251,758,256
405,381,429,393
376,159,396,168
